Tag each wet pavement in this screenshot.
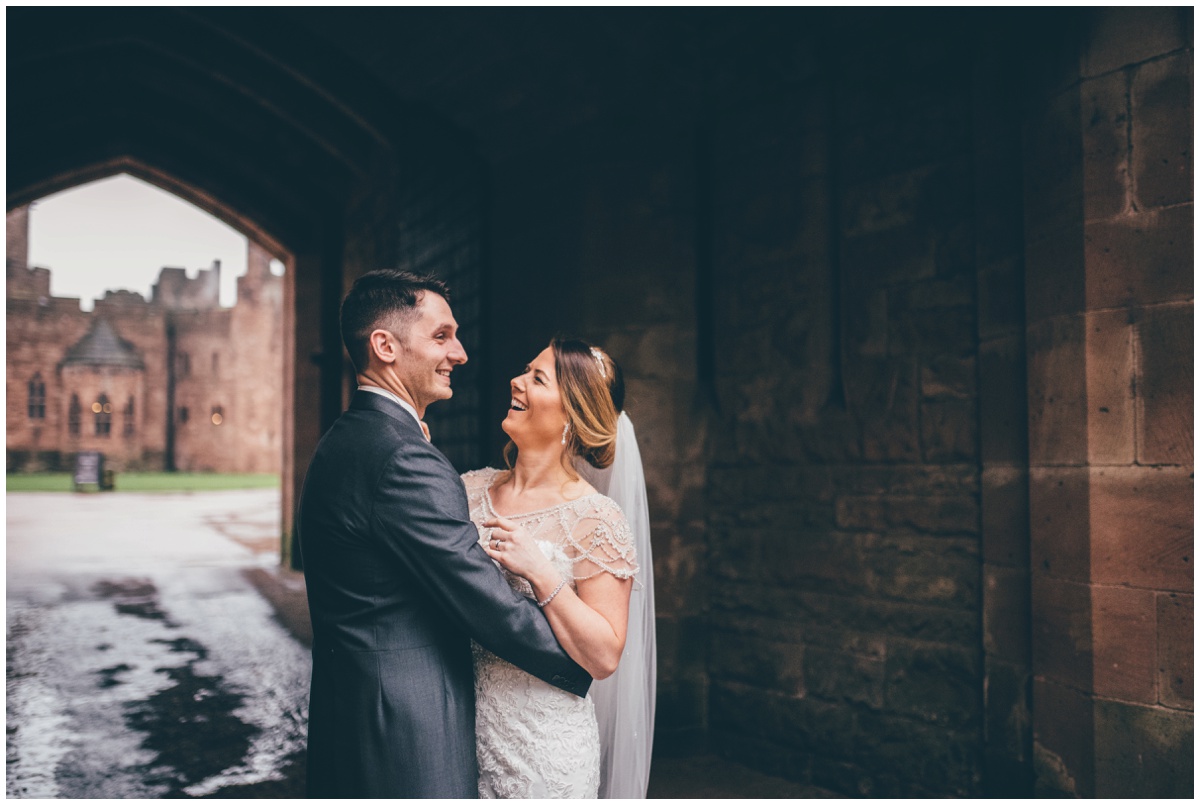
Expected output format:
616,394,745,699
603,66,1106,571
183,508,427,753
7,489,839,799
6,490,309,798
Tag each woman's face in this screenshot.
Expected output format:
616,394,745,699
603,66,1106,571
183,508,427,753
503,346,567,446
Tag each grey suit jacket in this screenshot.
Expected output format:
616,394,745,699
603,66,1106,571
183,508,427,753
298,391,590,798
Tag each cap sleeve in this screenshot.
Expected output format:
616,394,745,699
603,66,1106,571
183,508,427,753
563,496,638,582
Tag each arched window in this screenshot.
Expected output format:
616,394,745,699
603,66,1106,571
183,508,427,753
123,396,136,437
68,394,81,437
27,373,46,419
94,393,112,437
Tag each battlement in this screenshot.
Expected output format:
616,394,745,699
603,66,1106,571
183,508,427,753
152,260,221,310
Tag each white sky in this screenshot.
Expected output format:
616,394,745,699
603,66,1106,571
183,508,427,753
25,174,272,311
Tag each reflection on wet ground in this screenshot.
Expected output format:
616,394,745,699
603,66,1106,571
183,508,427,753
6,490,308,798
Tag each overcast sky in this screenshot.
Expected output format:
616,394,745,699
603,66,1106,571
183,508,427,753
26,174,257,310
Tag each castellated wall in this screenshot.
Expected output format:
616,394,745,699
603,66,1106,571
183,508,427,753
6,209,283,475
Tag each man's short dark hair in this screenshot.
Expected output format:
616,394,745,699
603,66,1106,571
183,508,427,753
340,269,452,373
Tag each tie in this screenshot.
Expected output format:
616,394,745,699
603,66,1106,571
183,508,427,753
419,421,431,442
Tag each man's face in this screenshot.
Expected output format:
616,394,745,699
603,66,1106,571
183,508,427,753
392,293,467,413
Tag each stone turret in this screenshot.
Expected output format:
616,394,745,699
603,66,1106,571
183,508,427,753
151,259,221,310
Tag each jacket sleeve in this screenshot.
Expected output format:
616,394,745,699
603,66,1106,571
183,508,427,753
369,442,592,698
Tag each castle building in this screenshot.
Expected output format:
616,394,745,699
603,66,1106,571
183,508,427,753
6,205,283,474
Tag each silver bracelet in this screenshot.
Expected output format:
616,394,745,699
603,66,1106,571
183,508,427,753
536,576,567,608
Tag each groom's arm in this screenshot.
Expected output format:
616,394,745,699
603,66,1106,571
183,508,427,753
370,443,592,697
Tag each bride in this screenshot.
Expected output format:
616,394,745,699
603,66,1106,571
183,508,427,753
462,337,656,799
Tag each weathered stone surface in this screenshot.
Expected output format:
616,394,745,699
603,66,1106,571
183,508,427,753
1028,467,1090,583
883,643,981,728
1094,699,1194,798
984,564,1030,662
862,533,980,610
708,629,805,697
1135,303,1193,466
978,336,1028,466
1089,466,1193,592
835,494,978,535
1026,316,1089,467
1084,205,1194,310
1022,87,1084,252
1032,678,1095,797
1031,575,1093,693
803,645,885,709
1081,69,1130,221
1084,309,1135,465
1081,7,1190,77
921,399,978,463
983,657,1033,777
1156,592,1193,709
977,258,1025,340
1090,585,1156,702
1131,52,1193,210
981,466,1030,567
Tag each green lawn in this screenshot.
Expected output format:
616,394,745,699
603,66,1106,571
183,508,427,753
6,472,280,493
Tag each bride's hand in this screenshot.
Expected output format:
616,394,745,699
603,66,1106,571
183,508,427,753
481,516,558,586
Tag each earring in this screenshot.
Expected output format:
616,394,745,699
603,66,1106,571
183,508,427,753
561,421,570,445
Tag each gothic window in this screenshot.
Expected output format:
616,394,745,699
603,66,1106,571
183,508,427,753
123,396,136,437
179,406,189,424
176,351,191,377
94,394,112,437
27,373,46,419
211,405,224,425
68,394,81,437
211,352,219,378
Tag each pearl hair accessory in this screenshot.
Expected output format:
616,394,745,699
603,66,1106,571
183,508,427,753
590,347,606,378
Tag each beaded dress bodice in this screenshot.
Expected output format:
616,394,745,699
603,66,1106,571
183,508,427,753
462,467,637,799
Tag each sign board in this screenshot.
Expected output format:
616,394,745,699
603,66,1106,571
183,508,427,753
74,451,103,488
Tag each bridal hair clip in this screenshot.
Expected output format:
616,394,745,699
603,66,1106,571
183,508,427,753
590,347,606,378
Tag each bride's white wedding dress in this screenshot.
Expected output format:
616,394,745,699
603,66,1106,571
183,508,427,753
463,467,638,799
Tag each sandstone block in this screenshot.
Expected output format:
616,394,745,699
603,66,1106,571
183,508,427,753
835,494,977,536
883,643,981,729
863,533,980,610
1081,70,1130,221
977,257,1025,339
1084,205,1193,310
983,564,1031,662
1026,316,1089,466
803,645,877,709
1029,467,1090,583
1093,698,1194,798
1084,309,1135,464
981,466,1030,567
978,336,1028,466
1135,303,1193,466
1022,89,1084,248
921,354,975,399
1031,575,1093,693
709,629,805,697
983,657,1033,771
1032,677,1095,797
1132,52,1193,210
921,399,978,464
1157,592,1193,709
1025,228,1086,323
1090,585,1156,702
1081,7,1190,77
1089,466,1192,592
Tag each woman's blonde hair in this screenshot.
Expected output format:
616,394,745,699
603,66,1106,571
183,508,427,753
502,336,625,479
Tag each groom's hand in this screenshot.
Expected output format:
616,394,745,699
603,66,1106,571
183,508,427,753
481,517,561,593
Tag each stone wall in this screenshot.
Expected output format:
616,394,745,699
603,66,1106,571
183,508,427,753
1022,8,1193,797
704,12,985,796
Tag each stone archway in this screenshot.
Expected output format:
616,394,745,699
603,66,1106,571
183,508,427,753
8,8,489,562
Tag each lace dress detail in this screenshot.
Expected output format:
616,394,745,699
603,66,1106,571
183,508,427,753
461,467,637,799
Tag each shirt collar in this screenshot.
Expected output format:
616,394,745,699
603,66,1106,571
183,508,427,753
357,385,422,429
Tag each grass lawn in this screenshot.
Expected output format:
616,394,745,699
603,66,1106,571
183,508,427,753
6,472,280,493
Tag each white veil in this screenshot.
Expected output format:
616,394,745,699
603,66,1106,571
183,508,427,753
576,411,656,799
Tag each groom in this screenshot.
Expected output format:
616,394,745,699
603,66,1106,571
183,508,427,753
298,269,590,798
